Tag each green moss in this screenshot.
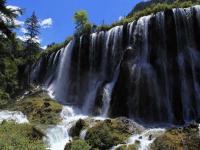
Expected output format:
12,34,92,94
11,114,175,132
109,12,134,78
151,123,200,150
0,121,45,150
64,139,91,150
85,119,132,150
13,90,63,125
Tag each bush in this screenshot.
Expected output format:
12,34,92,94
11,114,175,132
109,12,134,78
0,121,45,150
0,89,10,108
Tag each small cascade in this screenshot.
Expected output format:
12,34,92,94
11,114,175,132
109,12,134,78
80,129,87,140
0,110,29,124
111,128,165,150
44,125,69,150
44,106,87,150
44,106,106,150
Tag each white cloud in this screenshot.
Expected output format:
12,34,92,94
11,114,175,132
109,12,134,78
41,45,47,49
6,5,22,16
17,35,41,44
40,18,53,28
118,16,124,21
20,27,27,33
14,20,24,26
17,35,27,42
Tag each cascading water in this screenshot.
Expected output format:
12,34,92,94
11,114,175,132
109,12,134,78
0,110,29,124
43,106,88,150
32,6,200,125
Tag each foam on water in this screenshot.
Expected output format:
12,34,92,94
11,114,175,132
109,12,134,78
0,110,29,124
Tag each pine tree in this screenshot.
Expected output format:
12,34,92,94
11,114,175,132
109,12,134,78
24,12,40,87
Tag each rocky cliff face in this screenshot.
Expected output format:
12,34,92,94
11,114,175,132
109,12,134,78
31,6,200,125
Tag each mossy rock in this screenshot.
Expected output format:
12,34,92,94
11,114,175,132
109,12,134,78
13,90,62,125
69,119,89,137
151,123,200,150
64,139,91,150
0,121,45,150
85,118,142,150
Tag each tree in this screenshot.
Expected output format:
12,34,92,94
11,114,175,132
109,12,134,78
73,10,90,36
24,12,40,87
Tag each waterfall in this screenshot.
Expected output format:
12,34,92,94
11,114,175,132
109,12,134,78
32,5,200,124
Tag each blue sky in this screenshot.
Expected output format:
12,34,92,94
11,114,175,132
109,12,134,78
7,0,141,48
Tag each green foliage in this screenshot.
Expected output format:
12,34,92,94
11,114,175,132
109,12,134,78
73,10,91,36
24,12,40,61
0,0,22,39
65,139,91,150
13,90,63,124
73,10,88,28
0,121,45,150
